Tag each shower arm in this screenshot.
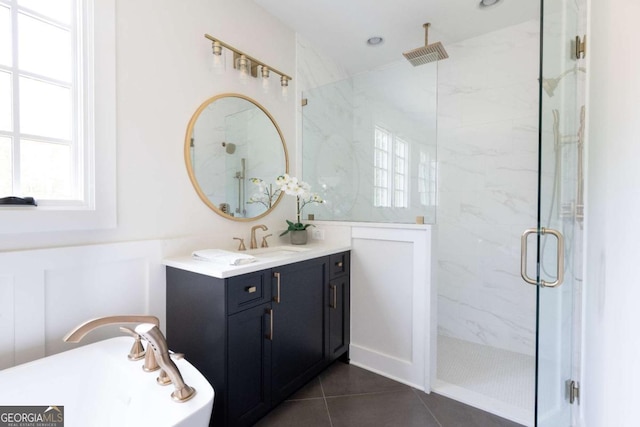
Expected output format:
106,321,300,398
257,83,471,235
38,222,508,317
423,23,430,45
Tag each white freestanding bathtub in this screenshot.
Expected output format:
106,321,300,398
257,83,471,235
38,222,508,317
0,337,214,427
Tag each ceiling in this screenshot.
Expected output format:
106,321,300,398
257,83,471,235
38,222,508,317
252,0,539,75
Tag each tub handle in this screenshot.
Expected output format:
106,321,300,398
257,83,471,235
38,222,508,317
119,327,146,361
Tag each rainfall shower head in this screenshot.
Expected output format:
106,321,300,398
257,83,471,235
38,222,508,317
403,23,449,66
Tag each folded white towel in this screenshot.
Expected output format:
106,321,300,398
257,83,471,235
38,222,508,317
191,249,257,266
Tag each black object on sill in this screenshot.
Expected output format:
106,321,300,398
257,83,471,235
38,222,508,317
0,196,38,206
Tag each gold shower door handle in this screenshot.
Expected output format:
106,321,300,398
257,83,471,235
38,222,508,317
520,227,565,288
520,228,538,286
540,228,565,288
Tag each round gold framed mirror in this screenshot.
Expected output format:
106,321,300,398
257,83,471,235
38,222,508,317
184,94,289,221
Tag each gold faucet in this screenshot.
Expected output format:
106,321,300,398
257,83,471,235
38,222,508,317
135,323,197,402
64,315,160,342
64,315,161,372
250,224,268,249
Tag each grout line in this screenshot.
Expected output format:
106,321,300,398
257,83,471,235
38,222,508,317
412,388,444,427
287,396,326,402
318,376,334,427
323,387,408,400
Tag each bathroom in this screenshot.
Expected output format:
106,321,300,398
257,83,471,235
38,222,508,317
0,0,638,426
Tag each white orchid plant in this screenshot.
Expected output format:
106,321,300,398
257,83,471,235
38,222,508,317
248,174,324,235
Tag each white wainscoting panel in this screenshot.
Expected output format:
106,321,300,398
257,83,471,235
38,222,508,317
0,240,165,369
0,276,15,369
349,225,434,391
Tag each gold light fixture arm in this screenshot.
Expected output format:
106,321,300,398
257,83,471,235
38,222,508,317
204,34,292,82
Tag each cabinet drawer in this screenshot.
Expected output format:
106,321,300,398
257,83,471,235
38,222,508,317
330,252,350,278
227,271,271,315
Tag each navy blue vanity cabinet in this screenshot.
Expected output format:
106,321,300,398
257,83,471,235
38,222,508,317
270,257,329,403
328,252,351,361
165,251,350,427
227,301,272,426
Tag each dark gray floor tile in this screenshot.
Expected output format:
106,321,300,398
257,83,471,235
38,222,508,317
287,378,324,400
327,389,440,427
254,399,331,427
416,391,524,427
320,362,408,397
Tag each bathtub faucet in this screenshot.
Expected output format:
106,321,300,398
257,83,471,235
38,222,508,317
63,315,161,372
135,323,197,402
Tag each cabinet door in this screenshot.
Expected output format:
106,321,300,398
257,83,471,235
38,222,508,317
328,275,350,361
227,303,272,427
271,257,327,402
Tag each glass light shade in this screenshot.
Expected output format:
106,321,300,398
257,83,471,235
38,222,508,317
261,66,270,93
236,55,251,81
211,42,225,74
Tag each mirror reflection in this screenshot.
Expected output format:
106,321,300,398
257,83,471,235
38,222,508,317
185,94,288,220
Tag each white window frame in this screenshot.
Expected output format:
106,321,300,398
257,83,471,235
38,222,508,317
0,0,115,234
373,125,409,209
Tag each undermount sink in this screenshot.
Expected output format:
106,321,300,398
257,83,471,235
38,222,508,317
244,245,311,258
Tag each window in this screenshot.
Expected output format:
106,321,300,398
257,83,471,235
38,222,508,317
1,0,80,202
373,126,408,208
0,0,116,233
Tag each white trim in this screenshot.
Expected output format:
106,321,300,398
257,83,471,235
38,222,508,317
349,225,435,391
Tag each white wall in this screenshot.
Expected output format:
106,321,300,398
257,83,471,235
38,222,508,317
436,20,539,356
0,0,299,368
582,0,640,425
0,0,297,252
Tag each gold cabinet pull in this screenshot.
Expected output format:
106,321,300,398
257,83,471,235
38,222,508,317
336,261,343,268
245,286,257,294
273,272,281,303
330,284,337,309
265,308,273,341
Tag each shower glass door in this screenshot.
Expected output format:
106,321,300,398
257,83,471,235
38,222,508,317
536,0,586,425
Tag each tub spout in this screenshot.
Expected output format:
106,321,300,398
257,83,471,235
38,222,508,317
64,315,160,372
135,323,196,402
63,315,160,343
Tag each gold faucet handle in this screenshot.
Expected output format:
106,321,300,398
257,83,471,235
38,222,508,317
233,237,246,251
261,234,272,248
143,346,160,372
119,327,146,361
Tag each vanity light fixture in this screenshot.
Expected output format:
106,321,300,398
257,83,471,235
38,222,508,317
211,40,224,73
261,65,271,92
205,34,293,94
236,54,251,81
280,75,289,98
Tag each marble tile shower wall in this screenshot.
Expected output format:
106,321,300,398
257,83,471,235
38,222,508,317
436,20,540,356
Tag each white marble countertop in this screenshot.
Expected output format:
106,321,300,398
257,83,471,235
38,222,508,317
163,242,351,279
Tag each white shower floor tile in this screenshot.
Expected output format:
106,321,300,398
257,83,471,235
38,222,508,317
434,335,535,426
